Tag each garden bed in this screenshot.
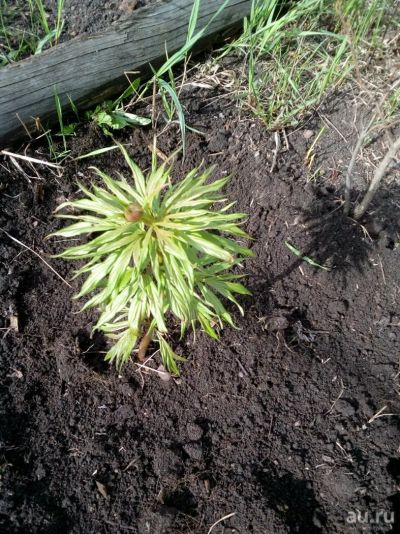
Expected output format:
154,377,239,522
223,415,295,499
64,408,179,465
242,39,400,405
1,71,400,533
1,0,400,532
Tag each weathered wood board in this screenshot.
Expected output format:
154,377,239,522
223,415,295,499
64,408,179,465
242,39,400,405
0,0,251,146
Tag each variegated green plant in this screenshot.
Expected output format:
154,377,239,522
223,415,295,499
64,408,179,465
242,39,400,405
49,146,253,374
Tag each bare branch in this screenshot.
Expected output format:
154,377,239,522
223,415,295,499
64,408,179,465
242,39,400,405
353,136,400,220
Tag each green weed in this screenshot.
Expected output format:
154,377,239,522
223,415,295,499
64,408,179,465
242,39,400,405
0,0,65,66
221,0,388,129
285,241,330,271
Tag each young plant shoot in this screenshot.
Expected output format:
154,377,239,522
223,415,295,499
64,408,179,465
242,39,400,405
49,147,253,374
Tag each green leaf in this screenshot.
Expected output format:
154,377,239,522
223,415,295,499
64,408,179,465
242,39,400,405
118,143,146,197
145,163,169,197
75,253,119,298
197,303,219,341
95,285,132,329
113,78,141,107
157,78,187,154
104,327,138,366
112,110,151,127
75,145,119,160
200,285,234,327
157,335,185,375
91,168,132,204
49,219,116,238
144,277,167,332
183,232,234,262
35,29,57,54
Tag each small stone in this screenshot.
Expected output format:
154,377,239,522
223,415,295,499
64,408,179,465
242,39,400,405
119,0,138,14
153,449,179,476
35,464,46,480
184,443,203,461
262,316,289,332
9,315,18,332
187,423,203,441
335,399,356,417
365,219,385,236
157,365,171,382
303,129,314,139
312,511,324,529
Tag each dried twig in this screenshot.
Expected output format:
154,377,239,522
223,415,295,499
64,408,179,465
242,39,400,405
368,405,396,424
207,512,236,534
343,117,374,215
269,131,281,173
325,378,345,415
0,229,72,288
354,135,400,220
1,150,62,169
344,77,400,216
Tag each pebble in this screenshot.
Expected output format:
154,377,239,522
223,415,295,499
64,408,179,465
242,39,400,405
186,423,203,441
262,316,289,332
312,511,324,529
303,129,314,139
335,399,356,417
119,0,138,14
365,219,385,236
157,365,171,382
184,443,203,461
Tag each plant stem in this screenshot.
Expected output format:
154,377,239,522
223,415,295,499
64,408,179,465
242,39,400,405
353,135,400,220
138,331,152,362
345,77,400,216
344,125,368,215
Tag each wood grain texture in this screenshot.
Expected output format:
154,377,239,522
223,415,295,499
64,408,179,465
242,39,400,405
0,0,251,146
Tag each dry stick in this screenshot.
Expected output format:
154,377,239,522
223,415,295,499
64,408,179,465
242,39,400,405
1,150,62,169
0,229,72,288
367,405,396,424
343,77,400,216
353,135,400,220
343,118,374,215
207,512,236,534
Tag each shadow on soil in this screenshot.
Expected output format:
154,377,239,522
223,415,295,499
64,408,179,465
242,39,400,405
272,184,400,288
255,461,327,533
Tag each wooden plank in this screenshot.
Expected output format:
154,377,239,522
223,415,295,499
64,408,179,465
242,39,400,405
0,0,251,146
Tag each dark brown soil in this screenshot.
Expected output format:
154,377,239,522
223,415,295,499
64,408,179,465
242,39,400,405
45,0,157,40
1,79,400,534
0,0,157,62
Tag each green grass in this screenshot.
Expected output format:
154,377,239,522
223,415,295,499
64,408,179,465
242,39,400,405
220,0,388,129
0,0,64,66
285,241,330,271
81,0,228,153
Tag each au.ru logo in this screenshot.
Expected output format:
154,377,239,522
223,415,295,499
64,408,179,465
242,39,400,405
346,509,394,525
